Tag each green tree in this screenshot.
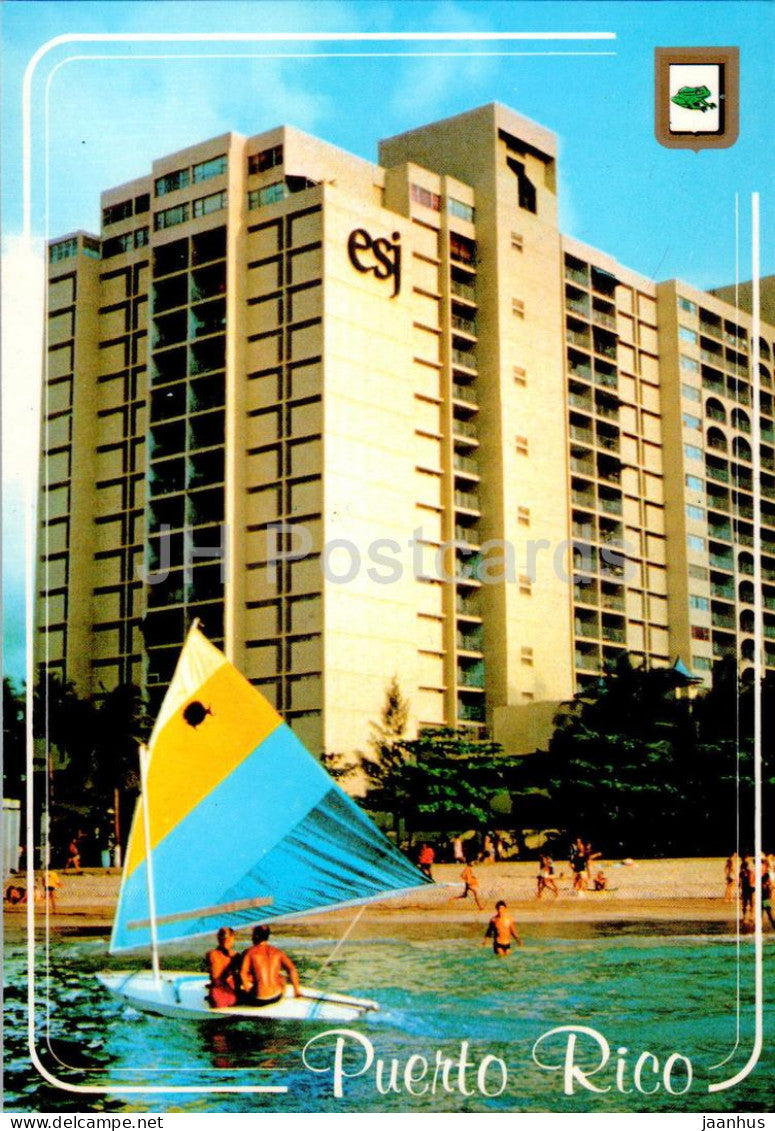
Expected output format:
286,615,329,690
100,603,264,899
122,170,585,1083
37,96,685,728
3,678,26,796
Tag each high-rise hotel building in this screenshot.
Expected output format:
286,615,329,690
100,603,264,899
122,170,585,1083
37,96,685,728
37,103,775,757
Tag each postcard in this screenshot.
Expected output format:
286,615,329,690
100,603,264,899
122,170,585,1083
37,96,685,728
2,0,773,1123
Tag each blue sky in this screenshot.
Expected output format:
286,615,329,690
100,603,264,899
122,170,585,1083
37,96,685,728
3,0,773,683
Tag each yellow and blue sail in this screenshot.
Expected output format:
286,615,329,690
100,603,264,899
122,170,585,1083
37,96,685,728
110,625,430,952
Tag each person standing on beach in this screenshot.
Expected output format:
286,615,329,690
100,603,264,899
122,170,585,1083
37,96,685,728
724,854,739,901
740,855,755,924
570,838,587,893
418,843,435,880
451,861,484,910
761,858,775,930
483,900,523,956
536,855,559,899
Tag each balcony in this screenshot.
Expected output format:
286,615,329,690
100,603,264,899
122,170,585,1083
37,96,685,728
708,524,732,543
454,525,480,546
599,493,623,516
566,297,590,318
701,348,724,365
709,554,734,571
575,619,599,639
711,583,735,601
456,593,481,617
575,649,601,672
565,264,589,287
594,364,618,390
700,319,723,341
454,490,480,512
454,453,479,476
567,327,591,350
452,383,478,405
572,489,595,508
601,590,626,611
458,701,486,722
571,456,595,477
451,315,477,338
570,424,594,446
452,348,478,372
592,306,617,330
457,630,483,652
602,624,626,644
451,278,477,303
569,392,593,413
596,428,620,452
712,612,736,630
453,417,478,439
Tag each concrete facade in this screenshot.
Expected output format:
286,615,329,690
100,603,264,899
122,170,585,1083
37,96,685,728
36,103,775,757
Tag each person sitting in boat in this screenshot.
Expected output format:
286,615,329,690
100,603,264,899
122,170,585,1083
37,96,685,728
204,926,241,1008
239,925,301,1007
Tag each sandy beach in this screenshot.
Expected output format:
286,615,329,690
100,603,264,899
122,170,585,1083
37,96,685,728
5,857,752,937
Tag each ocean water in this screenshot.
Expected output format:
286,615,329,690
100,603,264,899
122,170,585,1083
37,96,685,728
3,921,773,1114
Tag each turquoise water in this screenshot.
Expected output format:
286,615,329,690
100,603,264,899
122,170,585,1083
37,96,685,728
4,921,773,1113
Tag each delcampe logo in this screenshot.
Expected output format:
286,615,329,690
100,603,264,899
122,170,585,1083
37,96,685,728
655,46,739,150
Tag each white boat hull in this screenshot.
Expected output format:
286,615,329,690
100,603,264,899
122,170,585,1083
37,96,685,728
97,971,378,1022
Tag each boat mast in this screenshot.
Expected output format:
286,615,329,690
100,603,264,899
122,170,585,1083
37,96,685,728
139,743,161,985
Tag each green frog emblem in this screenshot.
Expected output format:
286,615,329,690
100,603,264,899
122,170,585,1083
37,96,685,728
671,85,717,112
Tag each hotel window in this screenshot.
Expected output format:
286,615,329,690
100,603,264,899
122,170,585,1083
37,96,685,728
520,647,534,666
248,145,284,175
155,168,190,196
681,383,701,402
691,625,711,641
102,199,133,226
515,435,529,456
679,326,698,344
689,595,710,610
693,656,713,670
686,504,705,521
102,232,134,258
248,182,286,210
512,299,525,318
687,534,706,552
513,366,527,386
82,236,101,259
448,198,474,223
135,227,150,249
411,183,441,211
517,506,530,526
193,155,227,183
684,443,702,461
519,575,532,595
685,474,704,492
155,204,189,230
682,412,701,430
688,564,708,580
49,238,78,263
193,191,227,218
679,296,697,315
510,232,523,251
506,157,536,214
680,355,700,373
135,193,150,214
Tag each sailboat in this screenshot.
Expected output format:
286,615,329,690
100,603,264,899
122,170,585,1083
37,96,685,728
97,622,431,1021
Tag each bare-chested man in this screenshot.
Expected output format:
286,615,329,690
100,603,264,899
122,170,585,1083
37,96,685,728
483,900,523,956
204,926,240,1008
239,924,301,1006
